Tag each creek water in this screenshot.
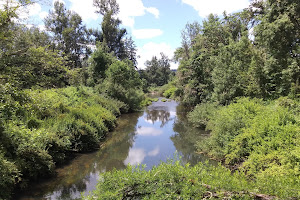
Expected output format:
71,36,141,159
16,98,213,200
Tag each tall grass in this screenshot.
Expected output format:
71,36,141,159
187,97,300,198
0,84,126,199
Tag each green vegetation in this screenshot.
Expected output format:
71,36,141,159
191,98,300,179
84,0,300,199
139,53,174,88
188,102,219,128
174,0,299,106
0,0,145,198
84,159,299,199
140,97,159,107
1,0,299,199
0,85,127,199
163,86,177,99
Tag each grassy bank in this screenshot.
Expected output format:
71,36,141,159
83,97,300,200
189,97,300,198
83,159,298,199
0,84,127,199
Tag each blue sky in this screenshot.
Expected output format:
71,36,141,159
12,0,250,69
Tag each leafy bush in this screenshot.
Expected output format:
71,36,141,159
84,159,300,199
163,86,178,99
99,60,144,111
0,151,20,200
188,102,219,128
140,97,159,107
196,98,300,179
0,86,125,197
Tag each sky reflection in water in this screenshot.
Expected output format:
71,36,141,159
16,98,213,200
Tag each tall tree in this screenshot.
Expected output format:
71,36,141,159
93,0,137,65
143,53,172,87
44,1,91,68
174,21,201,62
253,0,300,97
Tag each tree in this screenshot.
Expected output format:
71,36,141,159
253,0,300,97
176,12,253,105
102,60,143,111
87,44,114,86
1,25,68,88
142,53,172,87
174,21,201,62
44,1,91,68
93,0,137,65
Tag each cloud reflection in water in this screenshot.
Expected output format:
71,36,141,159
124,146,160,166
136,127,163,136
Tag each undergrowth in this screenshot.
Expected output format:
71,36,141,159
0,84,126,199
83,159,299,199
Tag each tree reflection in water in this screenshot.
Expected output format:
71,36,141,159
145,100,177,127
16,112,143,200
171,104,217,166
16,100,215,200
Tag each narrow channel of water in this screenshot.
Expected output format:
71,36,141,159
16,98,214,200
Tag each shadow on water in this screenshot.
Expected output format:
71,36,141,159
16,98,216,200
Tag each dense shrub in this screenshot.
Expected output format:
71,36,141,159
84,159,300,199
188,102,219,128
194,98,300,179
98,60,144,111
140,97,159,107
163,86,178,99
0,85,125,199
0,151,20,200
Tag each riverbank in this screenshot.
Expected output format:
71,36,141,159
83,97,300,200
14,97,214,199
84,160,290,199
0,85,128,200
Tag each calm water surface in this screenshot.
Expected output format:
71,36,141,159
16,98,213,200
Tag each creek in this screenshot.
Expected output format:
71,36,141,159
16,98,214,200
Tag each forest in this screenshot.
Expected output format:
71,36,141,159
0,0,299,199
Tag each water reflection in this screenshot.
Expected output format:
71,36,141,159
145,100,177,127
16,99,214,200
136,126,163,136
171,105,215,166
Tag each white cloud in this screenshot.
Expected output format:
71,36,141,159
124,148,146,165
182,0,250,17
137,42,178,69
145,7,159,19
38,24,46,31
148,146,160,156
17,2,42,19
136,127,163,136
117,0,159,28
69,0,98,21
132,29,163,39
63,0,159,26
39,11,48,19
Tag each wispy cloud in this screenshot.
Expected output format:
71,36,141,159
124,148,146,165
136,127,163,136
117,0,159,28
69,0,98,21
148,146,160,156
145,7,159,19
182,0,250,17
132,29,163,39
137,42,177,69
